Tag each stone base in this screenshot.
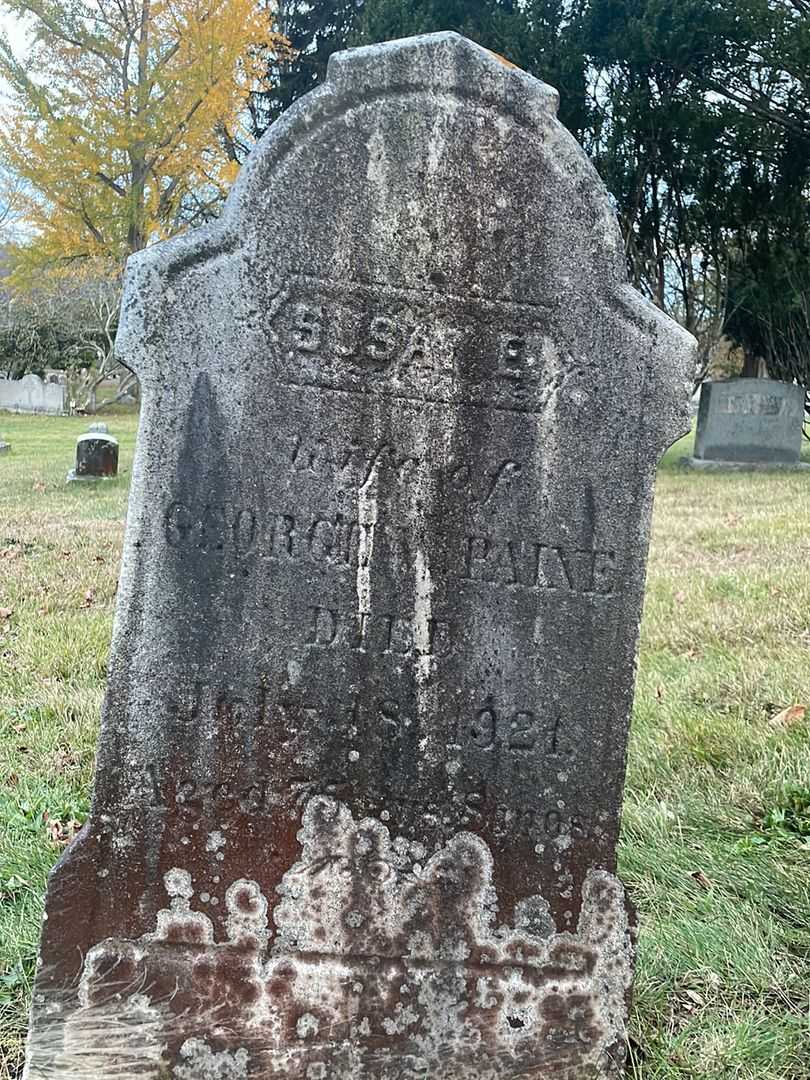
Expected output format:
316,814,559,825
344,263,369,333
682,456,810,472
66,470,118,483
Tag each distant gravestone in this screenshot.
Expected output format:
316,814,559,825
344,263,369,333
25,33,694,1080
66,429,119,483
0,372,67,415
691,378,807,468
0,440,9,454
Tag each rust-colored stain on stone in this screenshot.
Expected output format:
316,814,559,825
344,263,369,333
486,49,521,70
40,798,633,1078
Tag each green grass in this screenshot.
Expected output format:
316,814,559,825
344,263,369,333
1,414,809,1078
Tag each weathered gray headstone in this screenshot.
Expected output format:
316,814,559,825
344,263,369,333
66,429,119,483
0,439,9,454
88,421,110,434
691,378,807,468
25,33,694,1080
0,372,67,415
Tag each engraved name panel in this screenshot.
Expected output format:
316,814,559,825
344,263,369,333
266,274,580,412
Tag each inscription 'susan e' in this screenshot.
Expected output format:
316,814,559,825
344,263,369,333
267,274,577,413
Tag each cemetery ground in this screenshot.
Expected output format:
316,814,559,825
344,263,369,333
0,415,808,1080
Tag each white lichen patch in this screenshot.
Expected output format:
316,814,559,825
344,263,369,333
412,546,433,685
225,879,269,949
38,796,633,1078
296,1013,320,1039
174,1038,250,1079
356,473,377,614
206,830,226,853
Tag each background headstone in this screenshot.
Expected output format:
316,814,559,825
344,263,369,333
695,378,807,466
66,430,119,482
0,372,67,415
0,439,9,454
88,421,110,434
26,33,694,1080
691,378,806,467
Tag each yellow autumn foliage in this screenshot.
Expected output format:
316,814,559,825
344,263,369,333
0,0,287,276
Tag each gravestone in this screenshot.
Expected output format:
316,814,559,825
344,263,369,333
691,378,807,468
66,428,119,483
25,33,694,1080
0,440,9,454
0,372,67,415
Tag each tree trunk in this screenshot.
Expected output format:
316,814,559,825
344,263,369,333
741,351,763,377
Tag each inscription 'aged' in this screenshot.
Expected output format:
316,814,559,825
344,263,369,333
25,32,694,1080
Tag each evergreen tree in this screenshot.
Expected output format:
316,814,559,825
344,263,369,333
354,0,588,134
251,1,362,136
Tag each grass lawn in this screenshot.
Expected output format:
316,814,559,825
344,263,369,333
1,412,809,1079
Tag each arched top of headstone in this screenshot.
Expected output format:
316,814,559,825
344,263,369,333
118,31,693,454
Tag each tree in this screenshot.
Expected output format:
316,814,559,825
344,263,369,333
353,0,588,135
0,259,136,411
250,0,359,136
686,0,810,144
581,1,733,375
0,167,25,243
723,143,810,389
580,0,810,399
0,0,287,269
0,282,73,379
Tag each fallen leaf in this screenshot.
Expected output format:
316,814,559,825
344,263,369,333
655,684,665,701
690,869,713,891
32,482,45,493
46,817,82,847
81,589,95,608
53,748,79,772
0,607,12,619
674,590,686,604
770,704,806,728
684,988,705,1006
93,554,105,563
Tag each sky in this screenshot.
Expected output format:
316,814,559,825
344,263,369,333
0,10,29,59
0,10,31,103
